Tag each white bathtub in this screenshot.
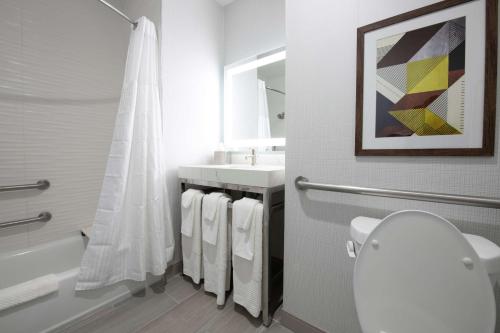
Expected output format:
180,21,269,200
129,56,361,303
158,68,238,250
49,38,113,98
0,232,158,333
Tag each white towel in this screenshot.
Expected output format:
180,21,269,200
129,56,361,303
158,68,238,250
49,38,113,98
232,201,263,317
203,196,232,305
233,197,258,231
0,274,59,311
232,198,260,260
181,189,204,237
181,189,204,284
202,192,226,245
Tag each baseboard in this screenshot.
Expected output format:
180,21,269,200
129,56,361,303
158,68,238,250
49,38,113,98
280,310,326,333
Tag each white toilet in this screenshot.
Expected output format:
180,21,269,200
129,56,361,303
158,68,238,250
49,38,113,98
349,210,500,333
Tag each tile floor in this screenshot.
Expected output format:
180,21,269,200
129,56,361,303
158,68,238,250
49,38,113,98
65,275,292,333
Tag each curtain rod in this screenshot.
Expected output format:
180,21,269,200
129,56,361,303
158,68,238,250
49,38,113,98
266,87,286,95
97,0,138,29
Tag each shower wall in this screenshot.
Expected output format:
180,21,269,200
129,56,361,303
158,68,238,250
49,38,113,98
0,0,129,252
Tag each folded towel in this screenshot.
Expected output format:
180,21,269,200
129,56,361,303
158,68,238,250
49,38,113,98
233,197,259,231
0,274,59,312
204,192,224,222
181,189,204,237
182,188,198,208
202,192,228,245
181,189,204,284
203,196,232,305
232,202,263,317
232,199,263,261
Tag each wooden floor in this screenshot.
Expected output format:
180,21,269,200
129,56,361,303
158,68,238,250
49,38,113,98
65,275,293,333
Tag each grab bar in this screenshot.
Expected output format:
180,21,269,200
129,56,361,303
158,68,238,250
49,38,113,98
0,180,50,193
0,212,52,229
295,176,500,209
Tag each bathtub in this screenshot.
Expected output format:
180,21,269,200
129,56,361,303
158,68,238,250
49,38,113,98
0,232,160,333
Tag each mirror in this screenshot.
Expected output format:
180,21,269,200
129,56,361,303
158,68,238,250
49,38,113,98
224,49,286,148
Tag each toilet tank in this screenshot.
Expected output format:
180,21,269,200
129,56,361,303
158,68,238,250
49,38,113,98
350,216,382,246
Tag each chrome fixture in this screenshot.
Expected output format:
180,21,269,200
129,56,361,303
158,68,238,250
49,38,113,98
0,180,50,193
245,148,257,166
265,87,286,95
0,212,52,229
97,0,138,29
295,176,500,209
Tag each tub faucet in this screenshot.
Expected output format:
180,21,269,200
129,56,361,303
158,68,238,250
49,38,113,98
245,148,257,166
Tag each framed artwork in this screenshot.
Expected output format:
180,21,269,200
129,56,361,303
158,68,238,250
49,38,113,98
355,0,497,156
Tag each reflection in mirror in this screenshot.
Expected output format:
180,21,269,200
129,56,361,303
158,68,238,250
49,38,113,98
224,50,286,148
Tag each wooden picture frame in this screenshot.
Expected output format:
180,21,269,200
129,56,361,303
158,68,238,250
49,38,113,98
355,0,498,156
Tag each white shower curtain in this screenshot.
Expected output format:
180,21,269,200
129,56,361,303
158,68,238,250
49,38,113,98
257,79,271,139
75,17,174,290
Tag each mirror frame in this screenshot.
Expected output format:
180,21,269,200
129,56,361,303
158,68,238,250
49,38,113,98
223,49,286,148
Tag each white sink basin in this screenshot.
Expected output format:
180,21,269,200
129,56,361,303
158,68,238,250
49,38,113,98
178,164,285,188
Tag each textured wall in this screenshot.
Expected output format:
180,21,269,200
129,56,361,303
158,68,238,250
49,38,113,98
161,0,225,264
0,0,128,253
283,0,500,332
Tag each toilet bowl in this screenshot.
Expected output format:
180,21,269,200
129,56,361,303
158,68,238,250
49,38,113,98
350,210,498,333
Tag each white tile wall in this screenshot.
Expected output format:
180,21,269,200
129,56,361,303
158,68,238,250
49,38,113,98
0,0,128,252
284,1,500,332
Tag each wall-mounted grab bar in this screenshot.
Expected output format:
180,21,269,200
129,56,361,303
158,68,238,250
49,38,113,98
0,180,50,193
0,212,52,229
295,176,500,209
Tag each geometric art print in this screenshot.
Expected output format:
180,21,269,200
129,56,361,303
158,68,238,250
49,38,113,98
375,17,466,137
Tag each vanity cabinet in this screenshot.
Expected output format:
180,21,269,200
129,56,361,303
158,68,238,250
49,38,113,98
179,177,284,326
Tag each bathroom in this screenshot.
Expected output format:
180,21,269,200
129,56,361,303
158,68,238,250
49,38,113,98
0,0,499,332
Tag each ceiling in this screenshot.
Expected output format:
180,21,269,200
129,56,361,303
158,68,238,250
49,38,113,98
215,0,235,6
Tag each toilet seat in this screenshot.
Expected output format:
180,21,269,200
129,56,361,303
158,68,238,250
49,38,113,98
353,210,496,333
350,215,500,283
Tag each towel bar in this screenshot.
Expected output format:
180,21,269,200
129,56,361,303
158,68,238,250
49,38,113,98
0,212,52,229
295,176,500,209
0,180,50,193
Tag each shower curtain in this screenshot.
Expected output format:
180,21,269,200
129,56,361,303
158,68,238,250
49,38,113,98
76,17,174,290
257,79,271,139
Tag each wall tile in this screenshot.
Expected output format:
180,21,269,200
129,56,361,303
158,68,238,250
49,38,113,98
0,0,128,251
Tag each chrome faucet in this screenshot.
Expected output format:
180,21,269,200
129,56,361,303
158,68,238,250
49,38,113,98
245,148,257,166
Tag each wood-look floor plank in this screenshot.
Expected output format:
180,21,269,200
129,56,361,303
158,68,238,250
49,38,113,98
64,275,293,333
163,275,201,303
66,288,178,333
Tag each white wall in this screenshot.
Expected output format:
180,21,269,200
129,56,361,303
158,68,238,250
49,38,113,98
224,0,286,65
0,0,128,253
284,1,500,332
161,0,225,264
123,0,161,29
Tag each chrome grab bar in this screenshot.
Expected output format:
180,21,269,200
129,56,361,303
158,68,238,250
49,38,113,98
0,180,50,193
0,212,52,229
295,176,500,209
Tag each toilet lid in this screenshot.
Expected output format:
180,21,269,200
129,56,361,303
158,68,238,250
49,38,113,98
353,210,495,333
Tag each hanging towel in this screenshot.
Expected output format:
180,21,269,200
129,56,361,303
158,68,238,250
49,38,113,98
75,17,175,291
232,198,259,260
182,189,204,237
232,199,263,317
181,189,204,284
0,275,59,311
203,195,232,305
202,192,225,245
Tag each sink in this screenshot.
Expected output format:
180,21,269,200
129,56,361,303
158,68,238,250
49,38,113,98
178,164,285,188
